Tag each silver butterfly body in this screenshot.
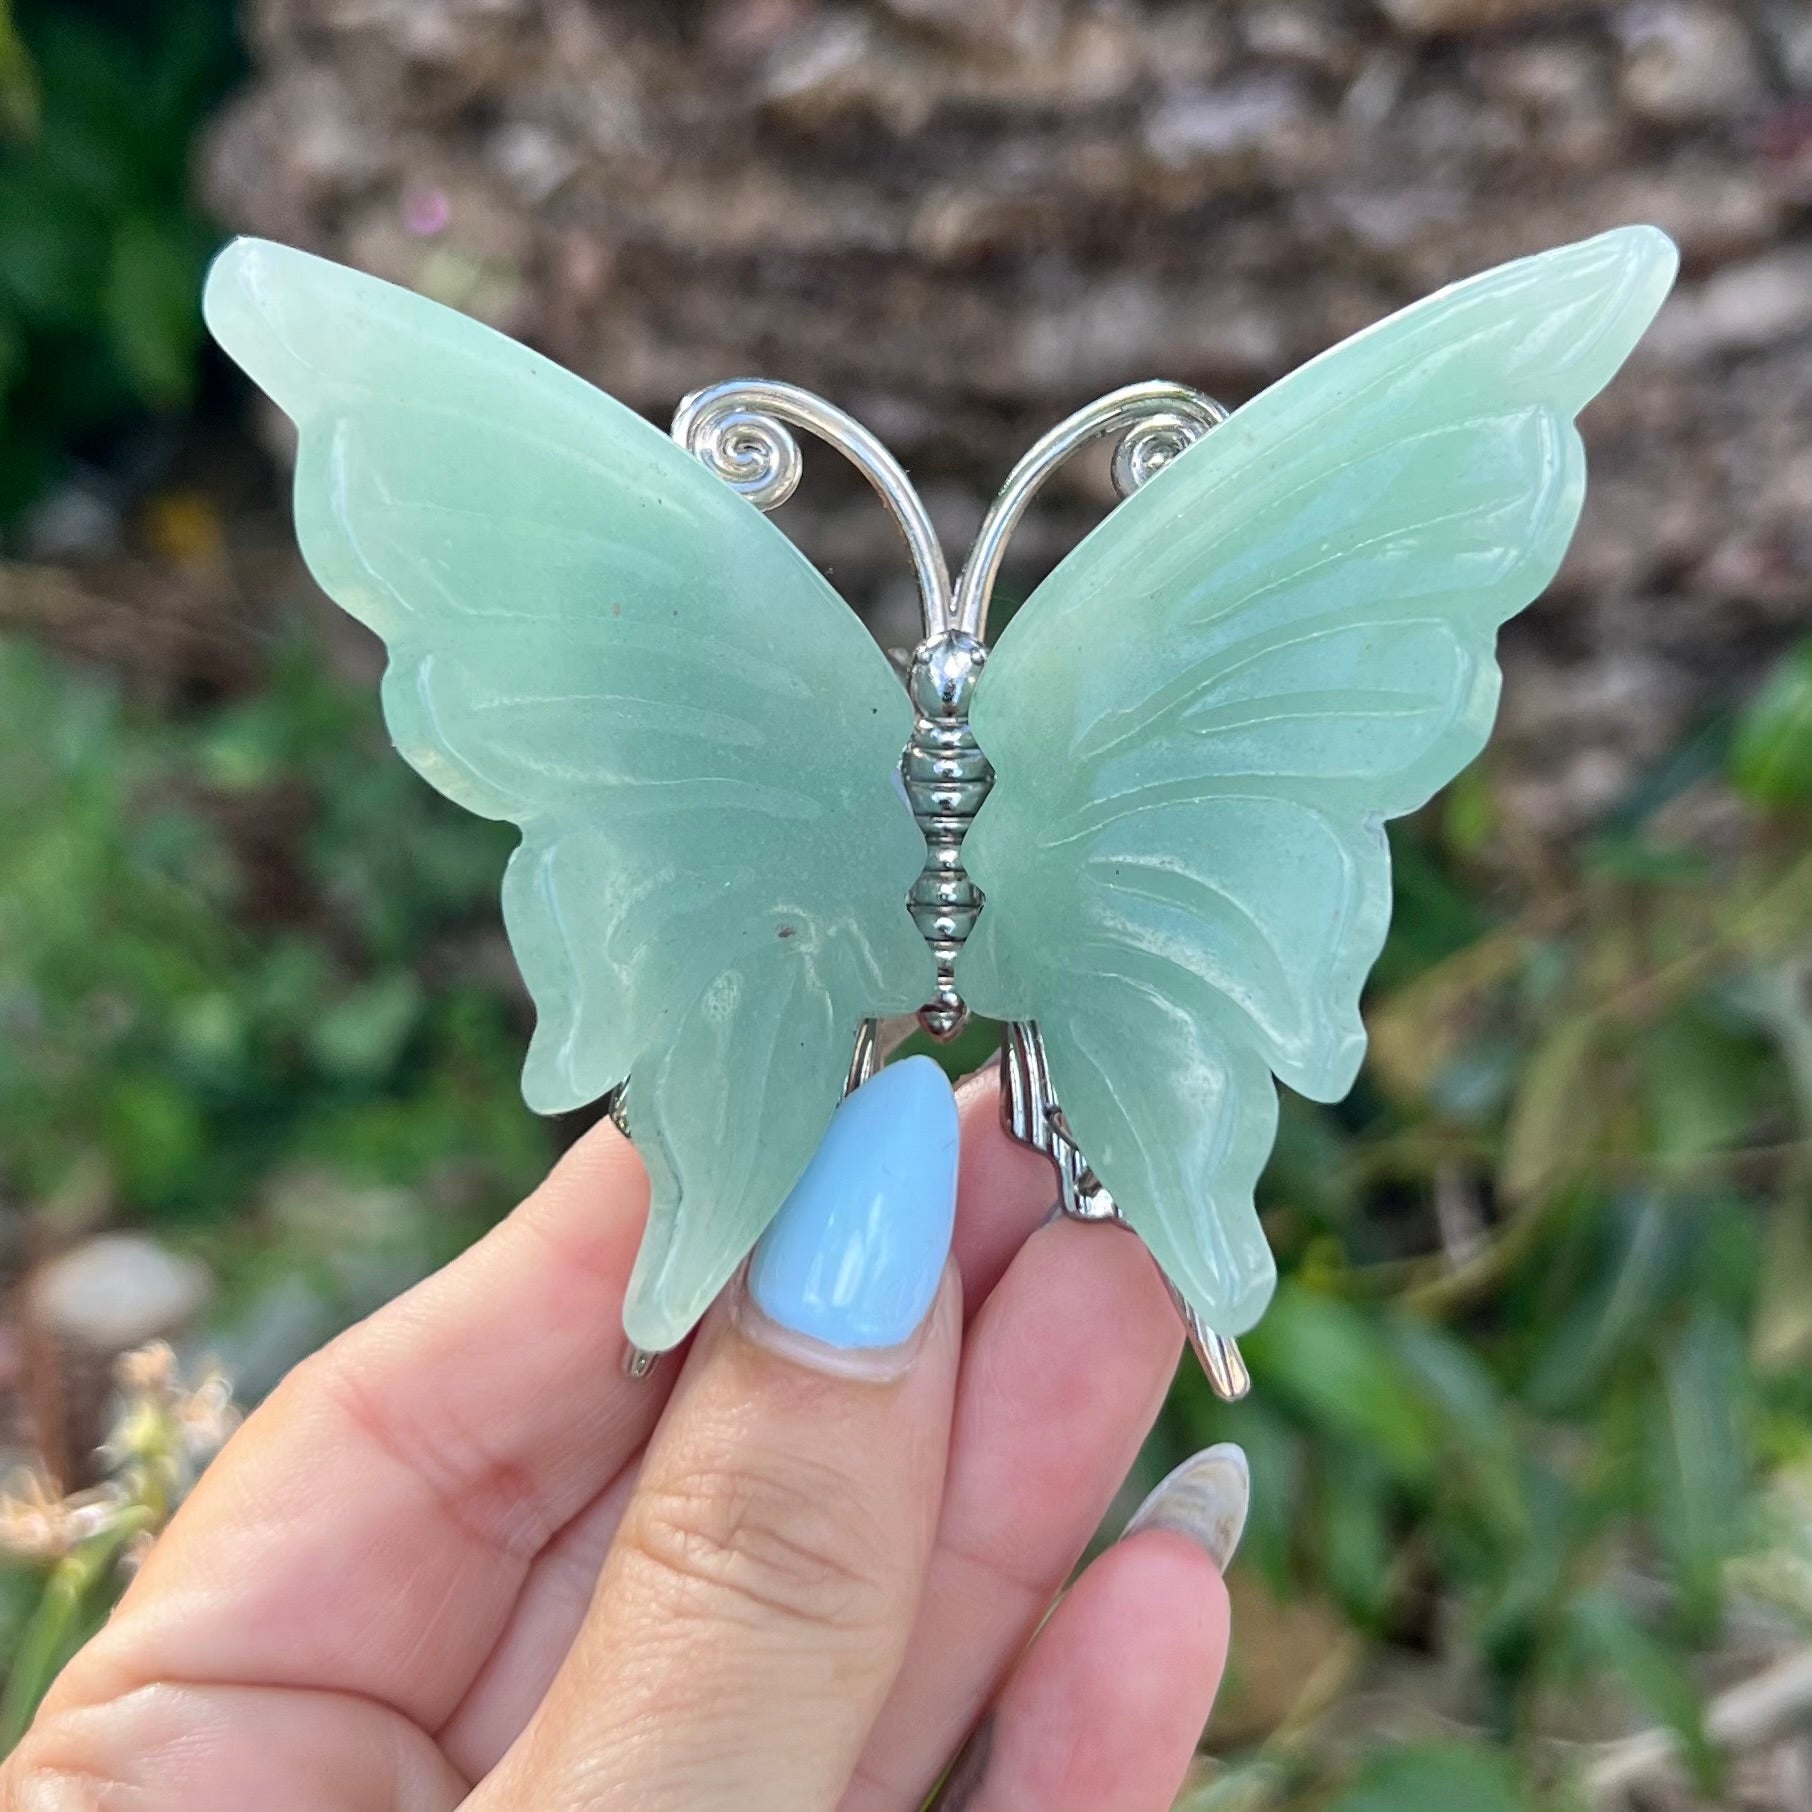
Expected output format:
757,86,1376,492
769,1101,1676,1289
901,630,993,1040
675,377,1232,1043
674,378,1258,1393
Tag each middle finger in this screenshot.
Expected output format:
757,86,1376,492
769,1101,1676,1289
841,1202,1181,1812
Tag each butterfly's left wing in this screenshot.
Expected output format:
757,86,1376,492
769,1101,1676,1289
205,239,933,1352
958,225,1677,1337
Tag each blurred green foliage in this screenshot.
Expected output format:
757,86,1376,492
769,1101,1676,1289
0,636,553,1228
1733,641,1812,811
0,0,240,517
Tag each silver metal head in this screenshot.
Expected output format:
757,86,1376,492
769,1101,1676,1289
907,631,986,721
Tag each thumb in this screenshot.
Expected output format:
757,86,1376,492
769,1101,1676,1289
473,1056,963,1812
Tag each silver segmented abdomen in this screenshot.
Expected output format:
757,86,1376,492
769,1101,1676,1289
903,632,992,1039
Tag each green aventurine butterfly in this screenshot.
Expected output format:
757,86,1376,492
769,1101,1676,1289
204,224,1677,1385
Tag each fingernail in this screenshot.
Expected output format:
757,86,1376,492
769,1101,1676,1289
745,1056,959,1360
1122,1442,1249,1572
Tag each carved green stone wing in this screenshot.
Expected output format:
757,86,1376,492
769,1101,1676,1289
958,226,1678,1337
205,238,932,1351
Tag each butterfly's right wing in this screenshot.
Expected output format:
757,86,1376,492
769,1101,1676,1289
205,239,933,1350
960,226,1675,1338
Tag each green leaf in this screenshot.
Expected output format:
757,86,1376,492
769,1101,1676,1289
1174,1756,1289,1812
1524,1193,1687,1413
103,213,202,407
1264,1091,1359,1226
0,1509,148,1751
1318,1449,1395,1625
1732,640,1812,808
1566,1591,1717,1791
102,1073,207,1205
1646,1309,1750,1625
1501,1015,1600,1205
0,0,38,139
1753,1190,1812,1373
1221,1400,1305,1595
1598,712,1733,840
1327,1741,1530,1812
1638,1009,1760,1164
1243,1288,1438,1485
0,170,105,325
1441,764,1497,858
1372,821,1495,991
309,974,424,1082
1390,1319,1527,1543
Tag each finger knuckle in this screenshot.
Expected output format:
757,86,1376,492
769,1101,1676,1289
621,1452,894,1635
3,1731,111,1812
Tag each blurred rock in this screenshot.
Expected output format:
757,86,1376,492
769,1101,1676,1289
878,0,1062,53
201,0,1812,846
1616,2,1763,125
1650,251,1812,357
21,485,121,563
1376,0,1580,32
1143,75,1313,172
201,1274,334,1405
29,1234,211,1355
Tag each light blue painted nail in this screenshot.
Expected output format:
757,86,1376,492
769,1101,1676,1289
747,1055,959,1351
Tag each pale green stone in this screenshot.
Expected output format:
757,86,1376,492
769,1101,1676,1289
208,225,1679,1357
204,239,933,1351
958,226,1678,1337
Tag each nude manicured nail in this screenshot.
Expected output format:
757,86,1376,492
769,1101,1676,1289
1121,1442,1249,1572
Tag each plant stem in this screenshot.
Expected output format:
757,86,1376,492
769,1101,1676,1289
0,1509,152,1753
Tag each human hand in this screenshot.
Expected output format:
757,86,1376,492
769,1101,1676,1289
3,1058,1245,1811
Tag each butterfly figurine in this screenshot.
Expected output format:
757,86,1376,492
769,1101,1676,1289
204,223,1677,1395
